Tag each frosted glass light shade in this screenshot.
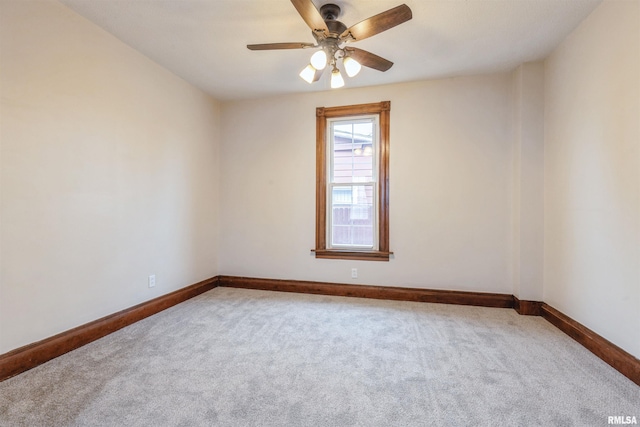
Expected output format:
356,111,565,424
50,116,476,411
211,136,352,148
299,64,317,84
330,69,344,88
310,50,327,70
343,56,361,77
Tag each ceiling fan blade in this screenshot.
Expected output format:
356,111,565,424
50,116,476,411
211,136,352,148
247,42,316,50
340,4,412,42
290,0,329,34
344,47,394,72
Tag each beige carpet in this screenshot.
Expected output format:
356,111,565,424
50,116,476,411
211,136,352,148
0,287,638,426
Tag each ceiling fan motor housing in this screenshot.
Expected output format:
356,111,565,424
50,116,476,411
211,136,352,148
326,20,347,36
320,4,347,36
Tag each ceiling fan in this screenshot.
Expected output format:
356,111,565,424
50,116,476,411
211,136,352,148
247,0,412,88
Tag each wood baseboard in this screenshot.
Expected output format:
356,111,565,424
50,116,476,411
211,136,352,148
0,276,218,382
3,273,637,388
218,276,515,308
540,303,640,386
513,297,543,316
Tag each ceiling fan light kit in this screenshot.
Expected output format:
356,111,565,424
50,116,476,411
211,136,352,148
343,56,362,77
248,0,412,89
299,64,318,83
310,50,328,70
330,65,345,88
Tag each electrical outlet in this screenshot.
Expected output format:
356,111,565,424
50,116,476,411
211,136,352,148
148,274,156,288
351,268,358,279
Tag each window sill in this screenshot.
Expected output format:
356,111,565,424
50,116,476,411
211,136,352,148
312,249,393,262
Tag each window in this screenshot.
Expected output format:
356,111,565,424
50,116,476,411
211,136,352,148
330,118,376,248
314,101,391,261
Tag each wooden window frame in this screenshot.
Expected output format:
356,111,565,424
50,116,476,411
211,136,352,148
314,101,391,262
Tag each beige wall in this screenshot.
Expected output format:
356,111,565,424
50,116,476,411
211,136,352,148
0,0,220,354
544,0,640,358
220,74,514,293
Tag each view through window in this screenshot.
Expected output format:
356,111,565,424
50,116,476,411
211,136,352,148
329,117,377,248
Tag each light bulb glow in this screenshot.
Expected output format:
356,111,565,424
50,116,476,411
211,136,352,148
330,68,344,89
343,56,362,77
299,64,317,84
310,50,327,70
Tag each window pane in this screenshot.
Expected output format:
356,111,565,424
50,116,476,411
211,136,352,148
331,185,374,247
332,121,374,184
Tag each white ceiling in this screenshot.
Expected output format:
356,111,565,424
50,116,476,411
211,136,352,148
59,0,602,101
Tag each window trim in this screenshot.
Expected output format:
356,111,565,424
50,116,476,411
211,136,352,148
314,101,391,262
